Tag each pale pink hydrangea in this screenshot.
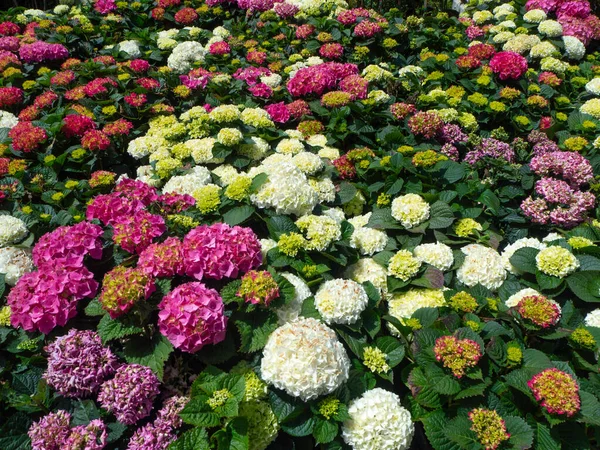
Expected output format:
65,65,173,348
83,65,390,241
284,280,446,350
158,282,227,353
183,223,262,280
98,364,160,425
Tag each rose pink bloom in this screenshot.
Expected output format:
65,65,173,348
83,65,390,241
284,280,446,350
86,193,146,225
64,420,107,450
489,51,528,80
129,59,150,72
248,82,273,98
137,237,185,277
114,178,159,205
112,210,166,254
525,0,560,11
19,41,69,63
158,282,227,353
0,36,19,52
559,14,594,45
33,222,103,269
557,0,591,19
29,411,71,450
265,102,291,123
274,2,299,17
62,114,97,138
339,74,368,99
183,223,262,280
209,41,231,55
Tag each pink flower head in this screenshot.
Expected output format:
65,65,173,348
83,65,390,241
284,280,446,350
528,368,580,416
489,51,528,80
339,74,368,100
464,138,515,164
64,420,107,450
99,266,155,318
33,221,104,269
295,24,315,39
94,0,117,14
81,129,111,151
98,364,160,425
8,121,47,153
468,43,496,60
247,50,267,65
0,86,23,109
126,422,176,450
0,22,20,36
265,102,291,123
174,7,198,24
354,20,382,38
236,270,280,306
516,294,561,328
286,99,311,119
62,114,97,138
209,40,231,55
113,210,166,254
103,118,134,136
44,329,118,398
29,410,71,450
274,2,299,17
0,36,20,52
390,102,416,120
86,192,146,225
559,14,594,45
115,178,159,205
157,192,196,213
248,82,273,98
319,43,344,59
526,0,560,12
124,92,147,108
465,25,485,40
408,111,444,139
19,41,69,63
8,267,98,333
557,1,591,19
138,237,184,278
333,154,357,179
433,335,482,378
529,151,594,187
183,223,262,280
129,59,150,73
158,282,227,353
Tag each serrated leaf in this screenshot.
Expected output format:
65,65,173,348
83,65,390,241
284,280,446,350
505,416,534,450
84,298,106,317
0,413,32,450
268,389,305,423
235,311,278,353
375,336,405,368
123,334,173,380
72,399,101,425
281,412,316,437
313,419,338,444
367,208,402,230
530,421,560,450
223,205,255,226
338,182,357,204
509,248,539,274
579,390,600,426
97,314,144,344
167,428,210,450
444,416,479,450
430,371,462,396
454,382,489,400
422,411,462,450
179,397,221,427
566,272,600,302
429,201,455,229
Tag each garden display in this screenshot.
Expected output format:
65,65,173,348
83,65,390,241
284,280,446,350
1,0,600,448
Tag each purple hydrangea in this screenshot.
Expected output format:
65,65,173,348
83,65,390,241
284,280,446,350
464,138,515,164
64,419,107,450
44,329,119,398
98,364,160,425
29,410,71,450
126,422,176,450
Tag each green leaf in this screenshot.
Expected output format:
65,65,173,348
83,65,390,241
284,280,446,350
84,298,106,317
509,247,539,274
281,412,316,437
300,296,322,320
71,400,101,425
505,416,534,450
338,182,357,204
444,416,479,449
0,413,31,450
375,336,405,368
386,178,404,196
530,421,560,450
428,201,455,229
267,216,299,238
579,390,600,426
167,428,210,450
221,280,243,305
223,206,255,226
522,349,553,371
478,189,500,214
313,419,338,444
123,334,174,380
422,411,462,450
566,272,600,302
97,314,144,344
12,368,43,396
268,389,305,423
235,311,278,353
441,161,466,183
367,208,402,230
336,328,366,358
250,173,268,193
430,370,462,396
179,397,221,427
536,271,563,290
454,382,488,400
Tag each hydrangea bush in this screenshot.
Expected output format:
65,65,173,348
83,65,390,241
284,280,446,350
2,0,600,449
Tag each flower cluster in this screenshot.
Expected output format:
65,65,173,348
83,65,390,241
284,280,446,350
433,335,482,378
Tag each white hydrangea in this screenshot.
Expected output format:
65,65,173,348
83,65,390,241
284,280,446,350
162,166,211,196
387,289,445,331
349,228,388,256
212,25,229,37
136,166,161,187
168,41,206,73
0,247,33,286
538,20,562,37
261,73,282,88
563,35,585,60
307,134,328,147
157,37,178,50
0,111,18,129
259,238,277,261
348,213,371,229
492,31,515,44
503,35,540,53
586,78,600,96
542,233,563,243
285,129,304,140
318,146,340,160
344,258,388,296
585,309,600,328
540,56,569,73
342,388,414,450
0,216,28,248
413,242,454,271
498,20,516,28
391,194,430,229
53,4,70,14
530,41,559,58
322,207,346,223
251,161,319,216
308,177,336,203
315,279,369,325
456,244,507,291
239,137,270,160
501,237,547,274
581,98,600,118
117,40,142,59
276,272,312,325
505,288,542,308
276,138,304,155
261,317,350,401
212,165,239,186
523,9,546,23
367,90,391,104
292,152,324,175
188,138,221,164
398,65,424,78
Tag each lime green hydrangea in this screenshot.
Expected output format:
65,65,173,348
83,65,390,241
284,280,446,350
208,389,233,409
225,175,252,201
318,397,340,420
536,246,580,278
277,232,306,257
239,401,279,450
570,327,596,350
568,236,594,249
388,249,421,281
363,346,390,374
0,306,11,327
296,215,341,251
217,128,244,146
193,184,221,214
450,292,478,313
454,218,482,237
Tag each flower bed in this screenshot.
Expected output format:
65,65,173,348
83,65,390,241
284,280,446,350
1,0,600,449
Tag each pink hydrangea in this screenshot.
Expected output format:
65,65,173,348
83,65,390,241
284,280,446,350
265,102,291,123
158,282,227,353
126,422,176,450
557,1,591,19
33,222,103,269
526,0,560,12
64,420,107,450
115,178,159,205
29,410,72,450
248,82,273,98
94,0,117,14
339,74,368,100
99,266,155,318
44,329,118,398
489,51,528,80
183,223,262,280
209,41,231,55
98,364,160,425
274,2,299,17
137,237,184,278
62,114,97,139
319,43,344,59
19,41,69,63
464,138,515,164
559,14,594,45
8,267,98,333
112,210,166,254
157,192,195,213
354,20,382,37
528,368,580,416
529,151,594,187
287,62,358,97
86,193,146,225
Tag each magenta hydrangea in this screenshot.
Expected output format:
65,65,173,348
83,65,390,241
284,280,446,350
64,420,107,450
8,267,98,334
32,222,103,269
265,102,291,123
183,223,262,280
29,410,72,450
126,422,176,450
287,62,358,97
158,282,228,353
98,364,160,425
19,41,69,63
44,329,119,398
86,193,146,225
137,237,184,278
112,210,166,254
489,52,528,80
114,178,159,205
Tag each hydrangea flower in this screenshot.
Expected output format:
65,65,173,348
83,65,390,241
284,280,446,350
413,242,454,271
516,295,561,328
434,335,482,378
137,237,185,278
391,194,430,228
456,244,506,290
0,247,33,285
44,329,118,398
99,266,155,318
98,364,160,425
158,282,227,353
314,279,369,325
535,246,579,277
468,408,510,450
28,410,71,450
237,270,280,306
528,368,580,416
0,215,28,247
261,317,350,401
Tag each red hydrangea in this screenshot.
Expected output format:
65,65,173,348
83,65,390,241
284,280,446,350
0,86,23,108
9,121,47,153
174,7,198,24
129,59,150,72
467,43,496,60
354,20,382,37
62,114,97,138
183,223,262,280
158,282,228,353
209,41,231,55
124,92,147,108
98,364,161,425
0,21,20,36
320,43,344,60
44,329,118,398
81,129,111,151
489,51,528,80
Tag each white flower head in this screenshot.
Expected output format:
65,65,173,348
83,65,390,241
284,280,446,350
315,279,369,325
